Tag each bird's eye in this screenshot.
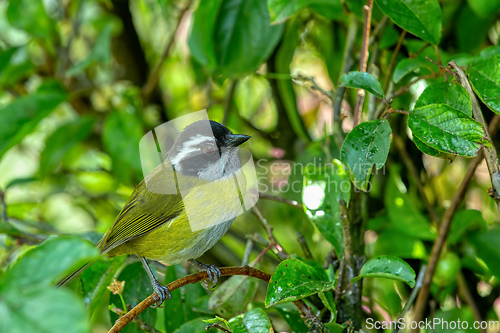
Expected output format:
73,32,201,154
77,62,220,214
203,146,215,154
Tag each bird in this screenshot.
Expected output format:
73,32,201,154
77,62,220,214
57,119,251,307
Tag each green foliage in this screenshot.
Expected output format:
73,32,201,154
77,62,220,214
265,259,334,306
340,71,385,98
351,255,416,288
467,55,500,114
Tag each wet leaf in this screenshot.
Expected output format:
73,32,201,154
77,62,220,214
351,256,416,288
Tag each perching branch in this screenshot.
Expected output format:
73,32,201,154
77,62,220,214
258,192,302,209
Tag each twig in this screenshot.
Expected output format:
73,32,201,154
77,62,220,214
292,74,334,102
382,30,406,93
425,57,454,76
222,80,238,125
110,305,162,333
353,0,374,128
392,265,426,333
241,239,253,266
205,323,231,333
369,16,388,46
108,266,324,333
251,205,289,260
449,61,500,210
258,192,302,209
142,0,192,102
456,272,485,333
108,267,270,333
297,232,313,260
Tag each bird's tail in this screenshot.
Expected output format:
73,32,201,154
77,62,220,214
55,261,93,287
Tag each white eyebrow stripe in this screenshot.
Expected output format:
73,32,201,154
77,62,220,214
184,135,215,147
170,146,199,165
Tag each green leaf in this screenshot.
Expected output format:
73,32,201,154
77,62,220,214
0,288,90,333
448,210,487,245
173,318,216,333
385,171,436,241
415,81,472,117
109,262,157,333
0,47,35,87
67,23,114,76
0,80,67,159
274,303,308,332
351,256,416,288
242,308,273,333
7,0,55,39
318,291,336,322
267,0,343,23
467,0,500,18
265,259,333,307
0,236,99,292
469,227,500,279
457,4,494,54
345,0,364,18
412,136,455,159
39,116,95,176
375,0,442,44
467,55,500,115
373,229,427,259
392,58,432,83
303,159,350,256
340,71,385,98
209,275,258,318
408,104,489,157
189,0,284,77
340,119,391,191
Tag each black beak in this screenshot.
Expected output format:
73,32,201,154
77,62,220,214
227,134,251,147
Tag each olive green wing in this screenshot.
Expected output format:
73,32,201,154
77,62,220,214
98,164,191,254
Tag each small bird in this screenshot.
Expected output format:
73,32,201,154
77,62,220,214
58,120,251,306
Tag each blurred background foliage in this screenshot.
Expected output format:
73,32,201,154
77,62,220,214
0,0,500,332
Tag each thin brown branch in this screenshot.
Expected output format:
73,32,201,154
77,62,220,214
205,323,231,333
251,205,289,260
0,190,7,221
258,192,302,209
353,0,374,128
108,267,270,333
449,61,500,210
142,0,192,102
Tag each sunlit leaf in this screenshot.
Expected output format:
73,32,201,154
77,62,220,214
415,81,472,116
393,58,432,83
351,256,416,288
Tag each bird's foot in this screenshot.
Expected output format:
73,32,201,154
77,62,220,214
189,259,221,291
151,278,172,308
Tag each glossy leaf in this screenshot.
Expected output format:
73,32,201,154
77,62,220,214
340,119,391,191
385,171,436,240
267,0,343,23
0,236,99,292
393,58,431,83
408,104,489,157
340,71,384,98
189,0,283,77
415,81,472,116
351,256,416,288
209,275,258,318
39,116,95,176
412,136,455,160
0,80,67,159
467,55,500,114
265,259,333,307
375,0,442,44
274,304,308,332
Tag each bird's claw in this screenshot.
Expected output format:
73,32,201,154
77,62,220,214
189,260,221,291
151,281,171,308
